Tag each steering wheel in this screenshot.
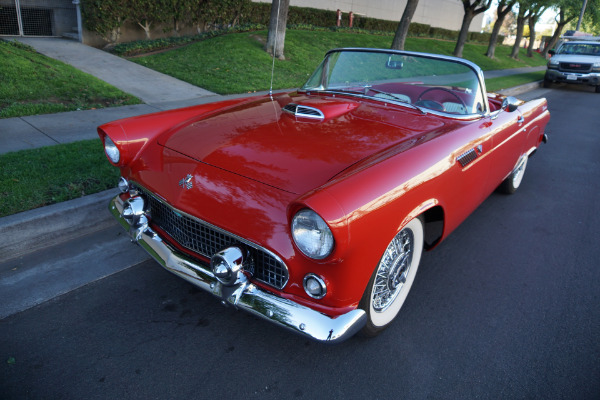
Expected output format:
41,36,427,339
417,87,468,113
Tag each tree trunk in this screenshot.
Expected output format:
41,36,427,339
510,9,528,59
542,24,565,57
453,0,491,58
541,10,575,57
527,11,542,57
137,21,152,40
453,8,475,58
485,0,514,58
265,0,290,60
172,18,180,36
391,0,420,50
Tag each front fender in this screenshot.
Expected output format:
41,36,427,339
97,95,268,167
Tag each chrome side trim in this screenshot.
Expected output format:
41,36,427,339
110,195,366,343
457,148,478,167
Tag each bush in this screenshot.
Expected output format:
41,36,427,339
81,0,127,42
83,0,500,51
111,24,265,56
352,15,397,31
408,23,431,37
428,27,456,41
288,7,338,26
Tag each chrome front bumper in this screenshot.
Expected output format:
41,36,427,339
109,195,366,343
545,69,600,85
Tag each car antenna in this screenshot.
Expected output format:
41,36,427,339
269,0,281,98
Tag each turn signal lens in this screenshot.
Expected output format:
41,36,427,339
104,136,120,164
292,209,334,259
303,274,327,299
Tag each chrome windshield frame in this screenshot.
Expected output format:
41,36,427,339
298,47,490,119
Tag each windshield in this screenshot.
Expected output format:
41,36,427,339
557,42,600,56
301,49,486,116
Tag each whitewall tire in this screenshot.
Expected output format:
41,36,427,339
360,217,424,336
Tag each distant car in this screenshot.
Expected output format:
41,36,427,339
545,39,600,92
99,48,550,343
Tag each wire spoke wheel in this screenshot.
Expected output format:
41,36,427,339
360,217,424,336
372,230,413,312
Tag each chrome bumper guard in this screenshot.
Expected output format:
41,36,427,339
110,195,366,343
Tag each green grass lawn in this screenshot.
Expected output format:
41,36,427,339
0,40,141,119
131,29,548,94
485,71,546,92
0,140,120,217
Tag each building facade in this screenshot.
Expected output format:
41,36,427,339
253,0,484,32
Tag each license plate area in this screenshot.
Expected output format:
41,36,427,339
566,74,578,81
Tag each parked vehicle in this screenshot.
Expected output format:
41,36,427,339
99,48,550,343
545,36,600,92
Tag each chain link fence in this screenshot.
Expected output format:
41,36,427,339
0,0,77,37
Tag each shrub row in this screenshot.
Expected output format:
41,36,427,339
83,0,503,47
111,24,266,56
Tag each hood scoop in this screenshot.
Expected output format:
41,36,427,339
282,103,325,120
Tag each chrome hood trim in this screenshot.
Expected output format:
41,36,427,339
282,103,325,119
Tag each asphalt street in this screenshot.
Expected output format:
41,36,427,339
1,84,599,399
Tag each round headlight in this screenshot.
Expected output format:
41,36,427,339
292,209,334,259
104,136,120,164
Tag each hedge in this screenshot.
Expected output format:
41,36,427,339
83,0,504,48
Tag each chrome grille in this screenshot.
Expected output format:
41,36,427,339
136,186,289,289
559,62,592,73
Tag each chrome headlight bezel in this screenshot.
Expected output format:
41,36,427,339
104,136,120,164
547,59,559,69
291,209,334,260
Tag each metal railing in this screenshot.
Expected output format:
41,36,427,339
0,0,79,39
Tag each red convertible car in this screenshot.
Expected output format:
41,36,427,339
99,48,550,343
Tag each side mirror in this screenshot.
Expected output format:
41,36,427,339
501,96,519,113
549,49,556,56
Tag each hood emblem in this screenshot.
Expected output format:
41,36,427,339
178,174,193,190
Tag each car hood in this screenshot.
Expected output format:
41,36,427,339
158,93,448,194
550,54,600,64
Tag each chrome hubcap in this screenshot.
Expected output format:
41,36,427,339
372,229,414,312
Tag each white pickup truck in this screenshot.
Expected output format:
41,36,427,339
544,38,600,93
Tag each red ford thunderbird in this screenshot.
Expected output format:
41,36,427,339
99,48,550,343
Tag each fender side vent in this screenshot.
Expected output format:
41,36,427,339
457,149,478,167
283,103,324,119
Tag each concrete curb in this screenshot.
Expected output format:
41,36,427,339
0,188,117,263
497,81,543,97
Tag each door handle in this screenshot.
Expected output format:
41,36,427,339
517,115,525,123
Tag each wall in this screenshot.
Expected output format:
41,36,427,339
253,0,484,32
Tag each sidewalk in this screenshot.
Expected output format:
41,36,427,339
17,38,217,104
483,65,546,79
